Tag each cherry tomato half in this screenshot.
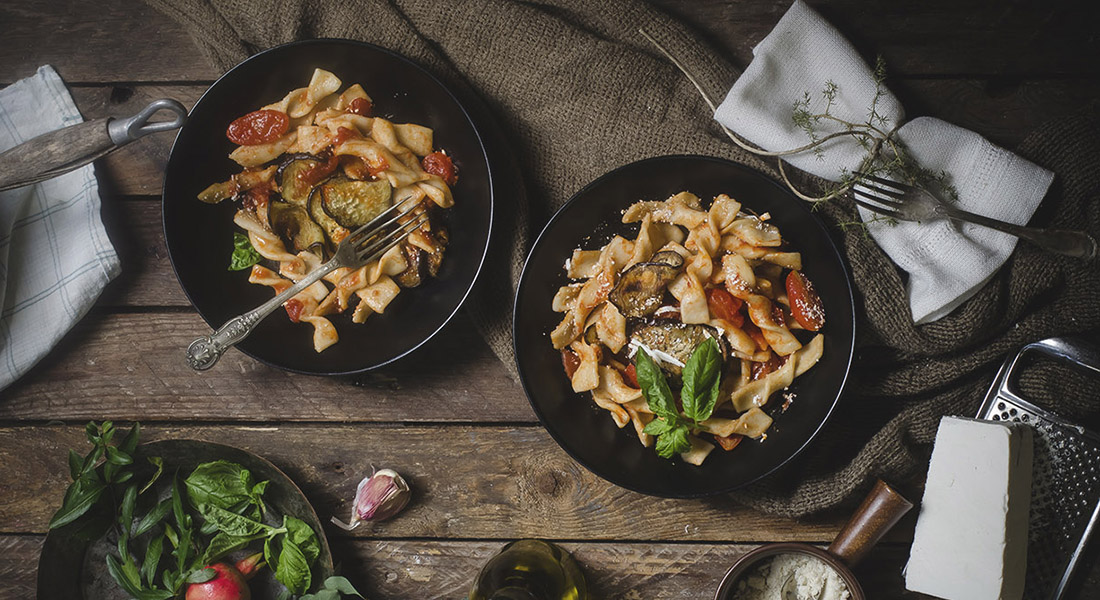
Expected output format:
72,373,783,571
226,109,290,146
347,97,374,117
706,288,744,327
622,364,640,389
714,434,743,451
751,353,784,380
561,349,581,379
785,270,825,331
284,298,304,323
298,153,340,186
422,151,458,186
743,321,769,352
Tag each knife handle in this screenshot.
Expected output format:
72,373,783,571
0,98,187,193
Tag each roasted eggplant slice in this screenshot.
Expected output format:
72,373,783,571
630,322,727,376
268,201,326,254
395,243,424,288
278,153,336,206
648,250,685,269
320,177,393,228
308,185,350,245
608,260,683,318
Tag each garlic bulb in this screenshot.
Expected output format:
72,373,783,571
330,468,411,531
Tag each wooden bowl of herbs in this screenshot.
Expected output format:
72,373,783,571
37,423,334,599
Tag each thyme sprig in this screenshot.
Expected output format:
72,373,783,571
639,30,958,211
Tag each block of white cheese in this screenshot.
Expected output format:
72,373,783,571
905,416,1033,600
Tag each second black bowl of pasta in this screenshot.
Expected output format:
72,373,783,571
163,40,494,375
513,155,855,497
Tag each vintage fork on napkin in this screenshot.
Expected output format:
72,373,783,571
852,173,1097,260
185,200,428,371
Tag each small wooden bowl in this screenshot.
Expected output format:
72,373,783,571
715,543,865,600
714,480,913,600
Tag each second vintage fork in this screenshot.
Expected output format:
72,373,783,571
186,200,428,371
851,172,1097,260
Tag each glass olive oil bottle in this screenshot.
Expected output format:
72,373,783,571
468,539,588,600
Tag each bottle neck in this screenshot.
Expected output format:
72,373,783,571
488,588,542,600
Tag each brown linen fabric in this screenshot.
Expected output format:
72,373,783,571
146,0,1100,516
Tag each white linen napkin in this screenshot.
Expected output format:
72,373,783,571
0,66,120,391
714,0,1054,324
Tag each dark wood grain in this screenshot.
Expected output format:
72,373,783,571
0,535,953,600
0,425,854,542
0,313,529,423
0,0,217,84
96,199,189,307
2,0,1099,598
2,0,1097,84
8,533,1100,599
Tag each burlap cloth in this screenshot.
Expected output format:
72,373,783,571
147,0,1100,516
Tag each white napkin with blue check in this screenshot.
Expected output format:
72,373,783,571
0,66,120,391
714,0,1054,324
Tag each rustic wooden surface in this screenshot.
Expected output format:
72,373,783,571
0,0,1097,598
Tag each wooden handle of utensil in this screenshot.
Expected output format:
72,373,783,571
827,479,913,568
0,118,113,192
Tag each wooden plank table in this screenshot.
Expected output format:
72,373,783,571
0,0,1097,598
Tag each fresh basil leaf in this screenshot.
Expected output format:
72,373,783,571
201,504,274,538
142,533,164,586
264,536,278,573
68,449,83,480
120,484,138,535
199,519,220,536
85,421,100,443
171,477,187,529
284,516,320,564
642,417,676,436
186,567,218,584
162,523,179,548
116,471,136,483
301,590,340,600
122,554,143,590
229,232,262,271
49,475,106,529
106,446,133,465
185,460,255,511
634,348,678,421
107,553,143,596
275,538,313,595
120,422,141,455
655,425,691,459
322,576,363,597
161,568,177,593
171,477,193,573
134,499,173,537
251,480,270,514
101,422,115,443
202,531,259,564
83,445,104,475
141,456,164,495
681,338,723,423
135,590,175,600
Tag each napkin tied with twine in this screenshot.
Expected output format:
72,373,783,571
714,0,1054,324
0,66,120,392
144,0,1100,517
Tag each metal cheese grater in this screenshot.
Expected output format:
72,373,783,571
976,337,1100,600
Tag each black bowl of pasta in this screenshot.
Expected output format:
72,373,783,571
513,155,855,497
163,40,494,375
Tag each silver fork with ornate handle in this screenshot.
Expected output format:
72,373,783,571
851,172,1097,260
186,200,428,371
